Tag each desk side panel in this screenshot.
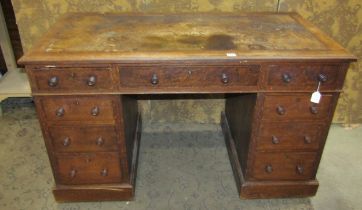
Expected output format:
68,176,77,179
225,94,257,175
121,95,139,174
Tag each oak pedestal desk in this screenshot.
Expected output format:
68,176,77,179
19,13,356,202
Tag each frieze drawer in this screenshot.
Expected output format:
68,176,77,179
27,66,116,93
267,64,345,91
119,65,260,92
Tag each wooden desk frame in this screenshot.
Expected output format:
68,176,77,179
18,13,356,202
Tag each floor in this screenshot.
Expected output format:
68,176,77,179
0,104,361,210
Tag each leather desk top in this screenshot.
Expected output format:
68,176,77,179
19,13,356,64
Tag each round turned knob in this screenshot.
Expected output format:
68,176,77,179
151,73,159,85
310,106,318,114
304,136,312,144
282,73,292,83
271,135,280,144
87,75,97,86
56,107,65,117
100,168,108,177
265,165,273,173
276,106,286,115
221,73,229,84
48,76,59,87
317,73,328,83
96,137,104,146
296,165,304,174
69,169,77,178
63,137,71,147
91,106,100,116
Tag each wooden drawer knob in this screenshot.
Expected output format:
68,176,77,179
296,165,304,174
276,106,286,115
96,137,104,146
56,107,65,117
91,106,100,116
310,106,318,114
221,73,229,84
63,137,71,147
318,73,328,83
87,75,97,86
101,168,108,177
48,76,59,87
151,73,159,85
265,165,273,173
69,169,77,178
282,73,292,83
271,135,280,144
304,136,312,144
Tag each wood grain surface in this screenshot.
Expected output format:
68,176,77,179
22,13,356,201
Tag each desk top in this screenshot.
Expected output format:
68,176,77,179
19,13,356,64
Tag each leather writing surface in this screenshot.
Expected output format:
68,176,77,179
19,13,355,64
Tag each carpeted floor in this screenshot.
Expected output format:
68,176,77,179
0,104,361,210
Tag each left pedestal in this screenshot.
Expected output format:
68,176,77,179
34,95,141,202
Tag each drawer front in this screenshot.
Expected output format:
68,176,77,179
251,152,317,180
267,64,343,91
49,126,118,152
262,94,334,121
256,122,324,151
119,65,260,91
56,152,121,184
28,66,115,92
39,96,116,122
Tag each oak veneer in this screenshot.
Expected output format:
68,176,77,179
18,13,356,201
49,125,119,152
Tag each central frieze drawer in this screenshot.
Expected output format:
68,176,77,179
55,152,122,185
38,96,116,122
119,65,260,91
49,125,119,152
251,152,318,181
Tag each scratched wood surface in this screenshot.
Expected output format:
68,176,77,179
19,13,355,64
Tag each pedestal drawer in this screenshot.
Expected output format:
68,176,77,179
55,152,122,185
38,96,116,122
251,152,318,180
255,122,324,151
262,94,334,121
49,125,119,152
